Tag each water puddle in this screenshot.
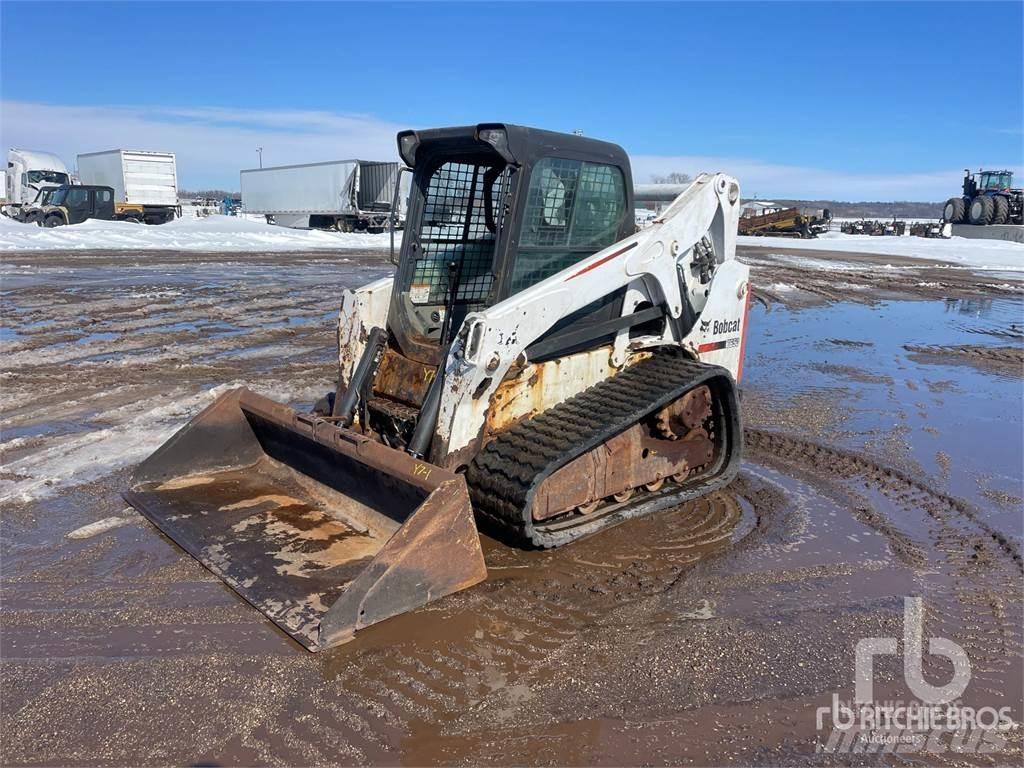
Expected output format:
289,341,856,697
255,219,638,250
745,296,1023,531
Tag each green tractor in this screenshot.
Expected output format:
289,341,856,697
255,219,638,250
943,169,1023,226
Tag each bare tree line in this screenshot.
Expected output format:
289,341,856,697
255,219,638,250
649,172,693,185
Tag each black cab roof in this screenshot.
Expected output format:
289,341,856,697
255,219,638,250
396,123,631,176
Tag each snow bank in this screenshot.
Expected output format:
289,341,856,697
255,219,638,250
738,232,1024,271
0,214,393,252
0,379,327,503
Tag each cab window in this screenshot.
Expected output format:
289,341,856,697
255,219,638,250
96,189,112,204
512,157,626,293
25,170,70,186
65,188,90,206
408,160,511,307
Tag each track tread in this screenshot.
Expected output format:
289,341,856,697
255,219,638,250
467,348,741,547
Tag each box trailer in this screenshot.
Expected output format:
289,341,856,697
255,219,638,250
77,150,181,224
240,160,406,232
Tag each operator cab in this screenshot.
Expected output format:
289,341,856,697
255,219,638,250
40,185,116,226
979,171,1013,191
390,124,635,364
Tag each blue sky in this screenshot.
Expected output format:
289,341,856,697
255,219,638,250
2,1,1021,198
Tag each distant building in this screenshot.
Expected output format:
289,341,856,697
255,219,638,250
740,200,781,218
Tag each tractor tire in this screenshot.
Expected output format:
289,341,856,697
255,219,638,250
943,197,966,224
992,195,1009,225
968,196,994,225
43,214,64,228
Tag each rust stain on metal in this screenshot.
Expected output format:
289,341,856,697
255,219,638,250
124,387,486,652
655,385,711,439
374,345,436,407
481,348,655,442
530,388,716,521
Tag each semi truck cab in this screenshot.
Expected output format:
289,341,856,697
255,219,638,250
4,149,71,217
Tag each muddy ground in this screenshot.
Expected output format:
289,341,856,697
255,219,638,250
2,245,1022,766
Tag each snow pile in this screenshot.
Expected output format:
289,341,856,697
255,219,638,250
0,214,394,252
0,379,327,503
738,232,1024,271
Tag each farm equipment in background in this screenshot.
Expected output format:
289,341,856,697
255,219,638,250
943,169,1023,226
877,218,906,236
737,205,831,238
124,124,750,651
910,221,952,239
841,218,906,236
221,197,242,216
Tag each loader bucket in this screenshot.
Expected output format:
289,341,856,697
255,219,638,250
123,388,486,651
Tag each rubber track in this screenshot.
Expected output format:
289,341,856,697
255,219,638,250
467,348,741,548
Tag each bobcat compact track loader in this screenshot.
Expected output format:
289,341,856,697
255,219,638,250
125,124,751,651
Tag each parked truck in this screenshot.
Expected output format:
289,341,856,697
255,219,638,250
240,160,407,232
77,150,181,224
3,148,72,218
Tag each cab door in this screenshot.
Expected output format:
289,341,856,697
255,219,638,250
63,187,92,224
92,188,114,220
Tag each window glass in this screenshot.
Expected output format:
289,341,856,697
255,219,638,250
65,188,89,205
96,189,112,203
407,160,511,306
521,158,580,247
570,163,627,247
512,158,625,292
25,170,70,186
66,188,89,206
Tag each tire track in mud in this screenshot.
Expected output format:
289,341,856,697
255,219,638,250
739,246,1024,310
746,429,1022,568
745,428,1023,700
903,343,1024,374
237,490,758,762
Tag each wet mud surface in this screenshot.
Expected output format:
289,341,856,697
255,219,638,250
742,245,1023,309
2,248,1022,766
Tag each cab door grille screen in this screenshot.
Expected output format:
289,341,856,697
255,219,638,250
412,162,510,307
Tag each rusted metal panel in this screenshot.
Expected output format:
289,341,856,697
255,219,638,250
531,414,715,521
654,385,711,438
480,347,652,440
373,345,436,407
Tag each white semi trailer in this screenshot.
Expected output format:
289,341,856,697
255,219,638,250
3,148,72,218
77,150,181,224
240,160,407,232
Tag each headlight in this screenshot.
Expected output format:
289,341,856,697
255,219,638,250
397,132,419,167
476,125,514,162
